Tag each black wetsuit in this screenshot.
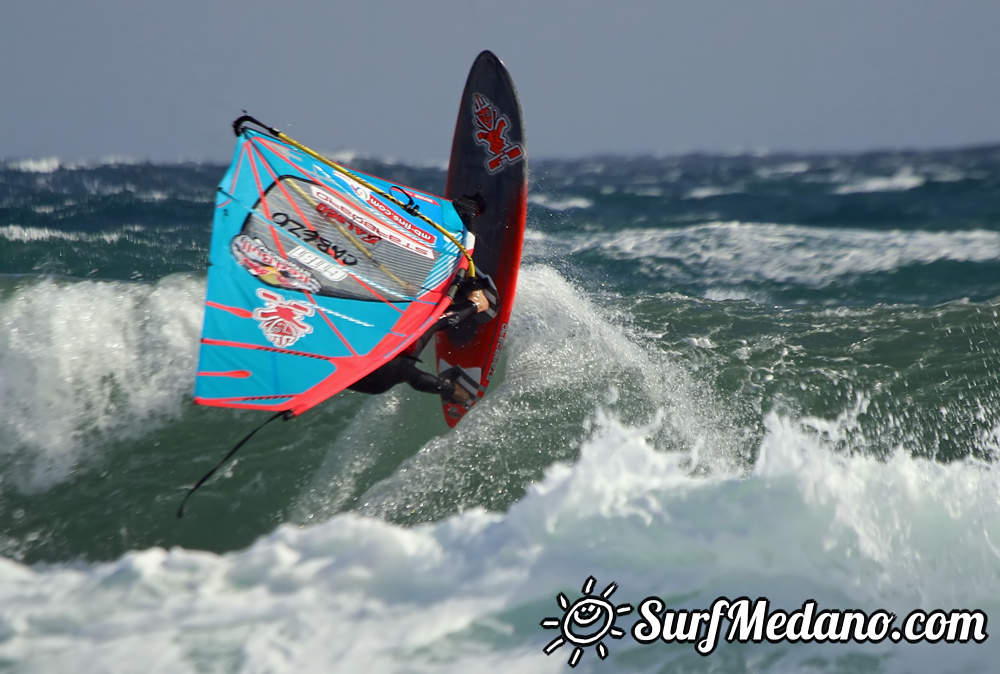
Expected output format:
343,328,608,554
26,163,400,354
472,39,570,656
347,299,480,397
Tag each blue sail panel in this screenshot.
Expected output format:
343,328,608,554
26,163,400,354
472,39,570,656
194,130,468,415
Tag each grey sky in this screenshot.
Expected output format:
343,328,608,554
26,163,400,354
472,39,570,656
3,0,999,163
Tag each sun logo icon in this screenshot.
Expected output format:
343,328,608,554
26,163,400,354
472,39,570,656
540,576,634,667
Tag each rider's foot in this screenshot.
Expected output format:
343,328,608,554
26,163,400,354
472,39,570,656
441,366,478,408
468,289,489,314
450,384,473,405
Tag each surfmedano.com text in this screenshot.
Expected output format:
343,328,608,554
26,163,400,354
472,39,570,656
632,597,988,654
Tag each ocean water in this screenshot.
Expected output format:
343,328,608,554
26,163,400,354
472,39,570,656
1,146,999,672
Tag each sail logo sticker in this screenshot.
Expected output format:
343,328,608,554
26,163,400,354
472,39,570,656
313,162,438,206
337,175,437,245
288,245,348,282
310,185,435,260
399,187,439,206
231,235,321,294
472,93,524,174
253,289,315,348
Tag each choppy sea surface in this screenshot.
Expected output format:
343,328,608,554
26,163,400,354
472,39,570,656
1,146,999,672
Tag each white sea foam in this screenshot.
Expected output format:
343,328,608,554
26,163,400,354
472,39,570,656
2,157,149,172
703,286,772,303
95,155,141,166
924,164,967,183
5,157,61,173
756,161,811,178
0,402,997,672
0,224,143,244
137,190,170,202
0,267,997,671
297,265,744,524
528,194,594,211
562,222,1000,289
684,186,740,199
834,167,926,194
324,149,362,164
0,275,204,490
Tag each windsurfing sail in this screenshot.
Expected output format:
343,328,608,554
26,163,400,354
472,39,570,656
193,117,473,416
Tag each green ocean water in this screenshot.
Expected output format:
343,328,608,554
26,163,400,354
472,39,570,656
0,148,998,672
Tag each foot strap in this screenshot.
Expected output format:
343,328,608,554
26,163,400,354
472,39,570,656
459,274,499,324
440,366,482,408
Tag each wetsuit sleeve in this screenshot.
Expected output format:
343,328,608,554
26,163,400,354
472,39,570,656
405,366,455,397
407,299,481,360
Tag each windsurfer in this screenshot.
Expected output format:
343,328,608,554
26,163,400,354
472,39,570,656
347,288,491,405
